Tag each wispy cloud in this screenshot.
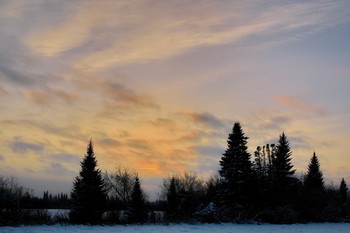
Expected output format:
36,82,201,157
274,96,326,115
186,112,226,129
20,0,350,71
0,85,8,96
9,136,45,155
26,87,79,105
49,153,81,165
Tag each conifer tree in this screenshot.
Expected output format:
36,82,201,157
129,176,147,223
339,178,348,217
304,152,325,192
274,133,295,182
166,177,178,221
70,140,107,224
301,152,326,221
218,122,253,212
271,133,299,210
339,178,348,204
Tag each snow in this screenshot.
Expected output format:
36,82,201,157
1,223,350,233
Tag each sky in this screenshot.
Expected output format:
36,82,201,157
1,0,350,199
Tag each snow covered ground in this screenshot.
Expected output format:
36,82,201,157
1,223,350,233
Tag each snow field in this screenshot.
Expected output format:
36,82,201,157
1,223,350,233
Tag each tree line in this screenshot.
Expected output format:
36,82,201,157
0,122,349,225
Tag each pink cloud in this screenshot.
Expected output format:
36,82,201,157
273,96,325,115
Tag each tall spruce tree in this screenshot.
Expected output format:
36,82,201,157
271,133,299,210
304,152,325,192
129,176,147,223
70,140,106,224
339,178,348,217
301,152,326,221
274,133,295,181
166,177,178,221
218,122,253,213
339,178,348,204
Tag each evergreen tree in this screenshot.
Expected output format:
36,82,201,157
70,140,107,224
270,133,300,213
301,152,326,222
304,152,325,192
339,178,348,204
129,176,147,223
274,133,295,182
165,177,178,221
339,178,348,217
218,122,253,216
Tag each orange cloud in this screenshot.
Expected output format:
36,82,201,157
273,96,325,115
0,85,8,96
26,88,79,105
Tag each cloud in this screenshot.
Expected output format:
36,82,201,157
72,75,158,110
9,136,45,154
99,138,121,146
247,110,294,133
263,135,311,151
289,136,312,150
0,60,36,85
187,112,225,129
49,153,81,164
1,119,85,141
127,139,153,150
21,0,350,71
195,145,224,157
274,96,325,115
0,85,8,96
44,162,76,176
102,82,157,107
149,118,177,131
26,87,79,105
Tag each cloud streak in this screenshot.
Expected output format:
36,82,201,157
9,137,45,155
274,96,325,115
21,0,350,71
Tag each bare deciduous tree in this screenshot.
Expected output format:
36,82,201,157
104,166,137,207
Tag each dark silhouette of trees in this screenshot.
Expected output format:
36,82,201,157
0,175,51,225
301,152,326,222
70,140,107,224
273,133,295,183
0,175,24,226
339,178,349,217
218,122,254,219
42,191,70,209
304,152,325,192
254,144,276,179
104,166,137,209
272,133,299,208
128,176,147,223
162,172,206,222
165,177,178,221
339,178,348,204
3,122,350,225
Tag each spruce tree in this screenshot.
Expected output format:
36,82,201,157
304,152,325,192
129,176,147,223
301,152,326,221
274,133,295,182
70,140,107,224
271,133,299,210
218,122,253,214
339,178,348,204
166,177,178,221
339,178,348,217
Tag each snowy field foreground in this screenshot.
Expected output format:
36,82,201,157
1,223,350,233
